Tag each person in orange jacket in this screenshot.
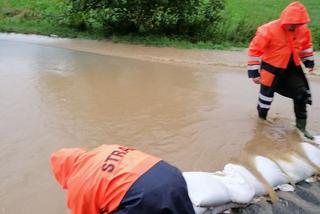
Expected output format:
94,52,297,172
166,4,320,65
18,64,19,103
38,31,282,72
50,144,195,214
247,1,315,140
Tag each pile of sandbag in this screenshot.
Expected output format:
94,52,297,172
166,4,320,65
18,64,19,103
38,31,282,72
183,140,320,214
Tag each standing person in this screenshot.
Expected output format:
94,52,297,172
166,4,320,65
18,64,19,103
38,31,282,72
50,144,195,214
247,1,315,140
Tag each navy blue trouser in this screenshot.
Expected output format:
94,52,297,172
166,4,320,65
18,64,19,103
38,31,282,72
110,160,195,214
257,85,308,119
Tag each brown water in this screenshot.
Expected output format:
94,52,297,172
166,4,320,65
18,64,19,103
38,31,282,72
0,33,319,214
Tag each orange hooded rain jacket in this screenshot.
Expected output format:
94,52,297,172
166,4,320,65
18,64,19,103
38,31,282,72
50,144,161,214
247,1,314,87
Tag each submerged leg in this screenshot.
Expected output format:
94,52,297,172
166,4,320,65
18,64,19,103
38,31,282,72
257,85,274,120
294,88,314,140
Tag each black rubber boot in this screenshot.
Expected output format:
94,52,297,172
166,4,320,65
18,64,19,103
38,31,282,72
257,105,267,120
296,118,314,140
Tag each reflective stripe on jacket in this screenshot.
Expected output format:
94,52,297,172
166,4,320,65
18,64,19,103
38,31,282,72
50,144,161,214
247,1,314,86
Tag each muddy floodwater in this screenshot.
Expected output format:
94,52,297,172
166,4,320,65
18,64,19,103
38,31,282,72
0,33,319,214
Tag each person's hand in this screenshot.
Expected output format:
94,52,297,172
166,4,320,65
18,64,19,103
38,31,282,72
252,77,260,84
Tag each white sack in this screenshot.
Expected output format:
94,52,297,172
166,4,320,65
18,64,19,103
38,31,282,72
275,154,316,183
192,206,216,214
212,172,255,204
301,142,320,168
183,172,231,207
223,164,267,196
193,205,208,214
313,135,320,145
193,203,239,214
277,184,295,192
255,156,290,187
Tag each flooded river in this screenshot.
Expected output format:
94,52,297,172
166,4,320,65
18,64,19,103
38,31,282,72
0,33,319,214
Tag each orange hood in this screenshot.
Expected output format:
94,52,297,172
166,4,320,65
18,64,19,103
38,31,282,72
50,148,86,189
280,1,310,25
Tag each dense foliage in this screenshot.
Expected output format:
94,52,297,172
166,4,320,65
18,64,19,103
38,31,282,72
65,0,225,40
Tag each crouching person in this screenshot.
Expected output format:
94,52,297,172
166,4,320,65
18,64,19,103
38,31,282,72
50,144,195,214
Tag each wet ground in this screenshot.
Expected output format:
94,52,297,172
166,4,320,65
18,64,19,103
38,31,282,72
0,33,319,214
235,181,320,214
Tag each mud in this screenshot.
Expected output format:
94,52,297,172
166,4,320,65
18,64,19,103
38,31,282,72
0,33,319,214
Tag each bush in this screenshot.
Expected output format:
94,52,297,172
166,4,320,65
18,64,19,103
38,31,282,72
65,0,225,40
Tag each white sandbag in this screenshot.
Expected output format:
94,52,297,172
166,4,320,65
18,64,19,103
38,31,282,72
301,142,320,168
275,154,316,183
305,177,318,183
212,172,255,204
192,206,216,214
255,156,290,187
193,203,239,214
223,164,267,196
313,135,320,145
183,172,231,207
193,205,208,214
276,184,295,192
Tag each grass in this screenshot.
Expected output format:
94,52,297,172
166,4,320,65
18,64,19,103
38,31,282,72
0,0,319,49
223,0,320,49
225,0,320,28
109,34,230,49
0,0,68,36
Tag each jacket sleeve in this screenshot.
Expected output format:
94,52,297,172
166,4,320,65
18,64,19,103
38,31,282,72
247,26,271,78
299,27,315,68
